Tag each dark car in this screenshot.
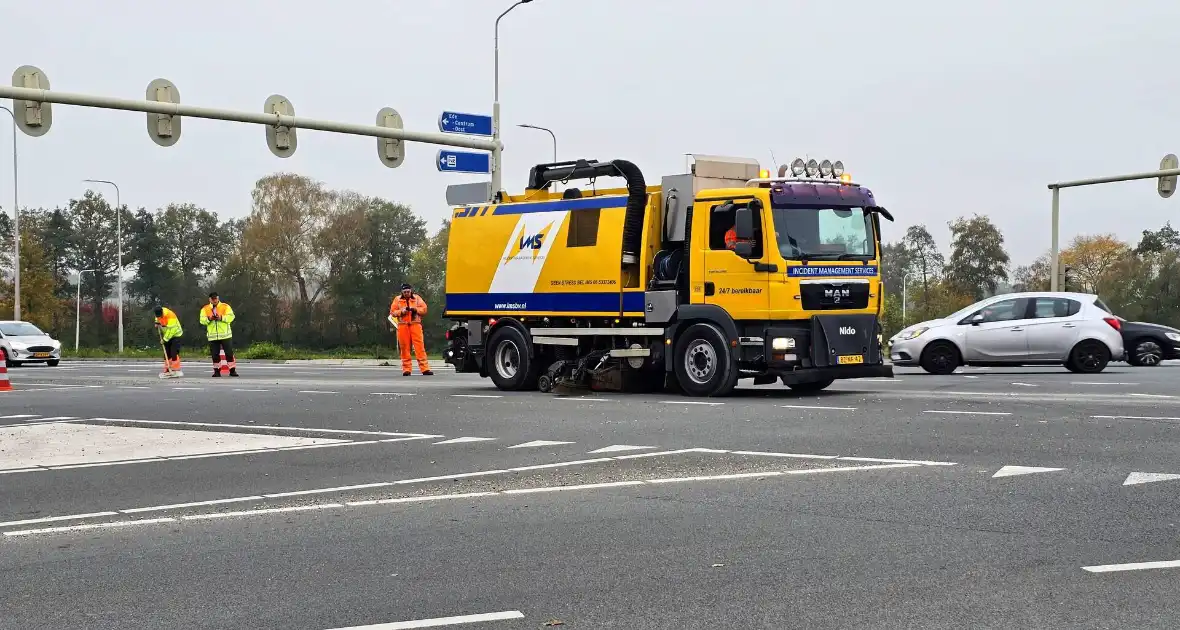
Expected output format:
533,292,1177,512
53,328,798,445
1117,318,1180,366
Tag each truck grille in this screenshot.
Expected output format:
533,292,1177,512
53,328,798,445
799,282,870,310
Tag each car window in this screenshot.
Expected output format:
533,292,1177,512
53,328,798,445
967,298,1029,324
1031,297,1080,319
0,322,45,336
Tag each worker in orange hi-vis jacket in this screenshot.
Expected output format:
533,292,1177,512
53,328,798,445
390,283,433,377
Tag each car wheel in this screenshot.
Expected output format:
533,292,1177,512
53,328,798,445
486,326,539,391
1066,340,1111,374
47,359,60,367
673,323,737,397
786,378,835,393
1128,339,1163,367
919,341,960,375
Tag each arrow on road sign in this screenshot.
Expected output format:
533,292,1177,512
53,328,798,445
438,111,493,137
437,149,491,174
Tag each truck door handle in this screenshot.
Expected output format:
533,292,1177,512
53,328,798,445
1062,323,1076,328
1010,327,1024,332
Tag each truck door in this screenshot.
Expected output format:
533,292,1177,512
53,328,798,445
699,200,771,320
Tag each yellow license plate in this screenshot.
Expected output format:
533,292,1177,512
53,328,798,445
33,352,51,358
837,354,863,365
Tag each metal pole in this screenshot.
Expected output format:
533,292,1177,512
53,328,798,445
517,124,556,162
1045,166,1180,293
0,86,500,152
493,0,533,200
1049,187,1059,292
82,179,122,353
0,106,18,320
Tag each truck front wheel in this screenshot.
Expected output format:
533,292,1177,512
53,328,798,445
487,326,539,391
673,323,738,397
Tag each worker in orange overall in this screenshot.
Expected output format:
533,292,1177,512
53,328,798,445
390,283,433,376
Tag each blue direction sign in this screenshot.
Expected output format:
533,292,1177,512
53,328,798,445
437,149,491,174
438,111,493,136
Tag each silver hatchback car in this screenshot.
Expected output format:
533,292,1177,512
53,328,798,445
888,292,1125,375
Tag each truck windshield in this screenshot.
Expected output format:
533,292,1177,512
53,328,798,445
771,206,876,260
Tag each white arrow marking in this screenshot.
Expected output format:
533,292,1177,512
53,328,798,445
508,440,574,449
1123,472,1180,486
588,445,657,454
433,437,496,445
992,465,1065,478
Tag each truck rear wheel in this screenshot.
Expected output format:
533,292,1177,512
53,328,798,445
673,323,737,397
487,326,539,391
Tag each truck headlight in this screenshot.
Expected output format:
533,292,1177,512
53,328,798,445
771,337,796,350
1166,332,1180,342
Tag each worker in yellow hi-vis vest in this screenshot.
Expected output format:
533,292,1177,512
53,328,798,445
199,291,238,377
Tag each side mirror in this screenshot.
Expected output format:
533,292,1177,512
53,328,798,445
970,313,985,326
733,242,754,259
734,206,754,240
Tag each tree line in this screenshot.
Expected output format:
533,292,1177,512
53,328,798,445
880,214,1180,337
0,173,450,353
3,178,1176,354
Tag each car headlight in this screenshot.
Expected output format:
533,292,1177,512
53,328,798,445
895,327,928,341
1166,332,1180,342
771,337,796,350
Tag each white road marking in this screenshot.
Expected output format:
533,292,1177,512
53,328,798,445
992,465,1065,478
30,416,78,422
588,445,657,454
4,517,177,537
322,610,525,629
730,450,838,460
0,448,954,530
233,389,270,392
121,496,267,513
298,390,339,394
962,375,979,379
556,396,615,402
345,492,496,507
645,462,920,484
0,511,120,528
89,418,439,439
126,369,150,373
923,410,1012,416
181,504,342,521
659,400,724,406
1129,393,1175,399
1011,382,1037,387
263,482,395,499
507,440,574,449
371,392,415,396
170,387,204,391
1093,415,1180,421
1083,560,1180,574
1123,472,1180,486
0,414,38,419
778,404,857,411
433,437,496,445
503,480,644,494
119,386,150,390
1072,382,1138,386
452,394,502,399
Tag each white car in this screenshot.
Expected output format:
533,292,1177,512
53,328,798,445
888,292,1124,375
0,320,62,367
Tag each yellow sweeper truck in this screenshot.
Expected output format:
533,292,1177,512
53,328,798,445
442,155,895,397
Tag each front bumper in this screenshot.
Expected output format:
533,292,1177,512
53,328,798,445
774,363,894,385
887,337,928,366
7,347,61,362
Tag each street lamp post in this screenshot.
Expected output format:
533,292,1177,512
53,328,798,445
493,0,535,199
517,123,556,190
75,269,96,351
0,106,19,320
81,179,123,353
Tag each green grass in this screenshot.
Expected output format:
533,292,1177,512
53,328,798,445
61,344,443,361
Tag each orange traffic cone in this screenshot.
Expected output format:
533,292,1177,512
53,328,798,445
218,349,229,375
0,363,11,392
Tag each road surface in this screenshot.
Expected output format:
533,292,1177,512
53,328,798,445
2,360,1179,629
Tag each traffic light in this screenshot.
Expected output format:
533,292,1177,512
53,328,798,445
11,65,52,137
375,107,405,168
146,78,181,147
1160,154,1177,199
264,94,297,158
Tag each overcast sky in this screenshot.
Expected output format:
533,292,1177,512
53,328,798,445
2,0,1178,265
